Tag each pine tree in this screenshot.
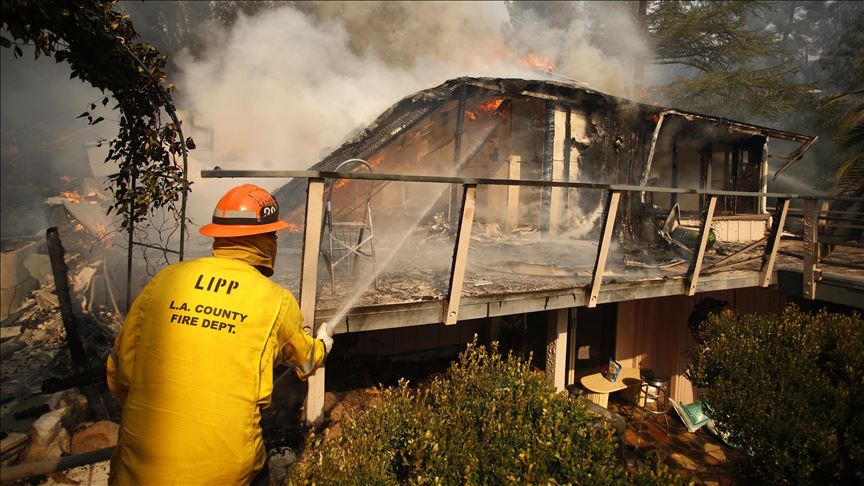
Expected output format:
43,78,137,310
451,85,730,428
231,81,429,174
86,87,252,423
646,1,810,120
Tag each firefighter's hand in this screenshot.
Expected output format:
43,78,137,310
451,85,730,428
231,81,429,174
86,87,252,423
316,322,334,354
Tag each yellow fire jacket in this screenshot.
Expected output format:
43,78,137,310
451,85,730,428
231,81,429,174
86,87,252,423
106,256,326,485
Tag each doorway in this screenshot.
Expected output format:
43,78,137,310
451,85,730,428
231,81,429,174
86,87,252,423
569,303,618,383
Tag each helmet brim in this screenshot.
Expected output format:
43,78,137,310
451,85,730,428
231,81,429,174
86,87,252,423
199,220,292,238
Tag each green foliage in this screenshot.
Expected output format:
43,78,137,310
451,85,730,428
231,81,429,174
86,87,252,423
810,5,864,196
687,305,864,484
0,0,191,231
823,83,864,196
647,1,810,120
290,341,686,485
817,4,864,96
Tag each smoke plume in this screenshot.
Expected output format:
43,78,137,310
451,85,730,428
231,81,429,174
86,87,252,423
176,1,652,229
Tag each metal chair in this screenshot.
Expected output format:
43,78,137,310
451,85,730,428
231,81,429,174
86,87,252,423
321,159,378,295
636,369,671,438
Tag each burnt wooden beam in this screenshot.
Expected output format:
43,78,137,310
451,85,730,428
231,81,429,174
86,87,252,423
670,142,678,208
759,198,790,287
699,144,712,215
563,107,572,192
541,101,555,231
41,367,107,394
703,236,767,272
587,191,621,308
444,184,477,325
201,169,864,202
685,196,717,296
1,447,115,483
449,86,467,224
299,179,326,425
758,137,769,213
802,198,820,300
46,228,86,365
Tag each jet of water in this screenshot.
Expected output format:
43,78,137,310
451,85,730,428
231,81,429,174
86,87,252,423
328,124,497,328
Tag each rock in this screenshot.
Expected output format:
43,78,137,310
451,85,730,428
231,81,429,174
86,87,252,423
703,442,722,453
669,452,699,470
71,420,119,454
21,406,70,462
703,453,723,466
707,447,727,462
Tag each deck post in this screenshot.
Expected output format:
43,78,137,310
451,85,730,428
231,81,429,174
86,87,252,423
301,179,326,425
686,196,717,296
759,137,769,214
546,308,569,392
444,184,477,324
759,198,790,287
587,191,621,308
566,310,577,386
803,198,819,300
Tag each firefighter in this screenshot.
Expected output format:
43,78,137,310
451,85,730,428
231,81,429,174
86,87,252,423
106,184,332,485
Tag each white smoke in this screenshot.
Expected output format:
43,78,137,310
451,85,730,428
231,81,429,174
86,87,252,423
176,2,652,227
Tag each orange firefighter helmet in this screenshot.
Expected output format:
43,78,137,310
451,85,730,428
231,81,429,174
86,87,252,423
199,184,291,238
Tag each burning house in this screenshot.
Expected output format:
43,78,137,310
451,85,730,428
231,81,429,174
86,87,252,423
274,77,815,242
211,77,864,423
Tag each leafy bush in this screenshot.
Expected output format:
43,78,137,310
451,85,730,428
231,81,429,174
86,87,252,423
289,341,684,485
687,305,864,484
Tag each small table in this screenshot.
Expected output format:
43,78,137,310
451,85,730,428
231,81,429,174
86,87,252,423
580,367,642,408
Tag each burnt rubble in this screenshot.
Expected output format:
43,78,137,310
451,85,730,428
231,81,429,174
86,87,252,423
1,178,124,481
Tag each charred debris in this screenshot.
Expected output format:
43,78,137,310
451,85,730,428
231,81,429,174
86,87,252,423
1,180,126,478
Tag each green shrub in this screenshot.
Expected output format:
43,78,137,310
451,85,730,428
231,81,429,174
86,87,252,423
289,341,685,485
687,305,864,484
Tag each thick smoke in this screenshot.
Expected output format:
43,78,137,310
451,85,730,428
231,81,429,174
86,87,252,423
0,2,652,242
0,47,118,237
177,1,652,228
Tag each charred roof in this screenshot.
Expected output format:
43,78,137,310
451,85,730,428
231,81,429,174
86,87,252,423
274,77,815,214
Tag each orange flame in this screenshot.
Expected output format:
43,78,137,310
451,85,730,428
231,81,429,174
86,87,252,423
477,99,504,113
332,179,350,191
60,191,82,203
466,99,505,121
522,53,556,71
